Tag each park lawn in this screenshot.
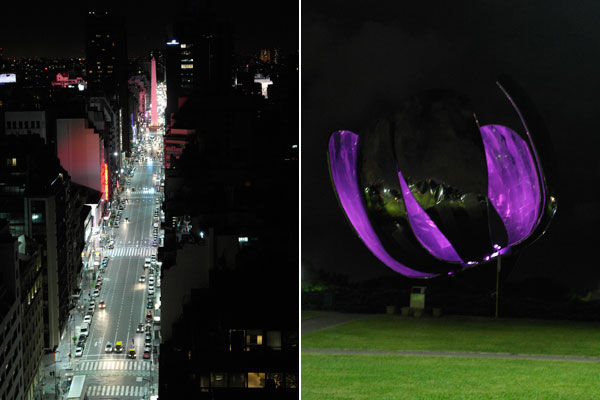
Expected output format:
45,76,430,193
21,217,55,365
302,310,326,320
302,315,600,357
302,353,600,400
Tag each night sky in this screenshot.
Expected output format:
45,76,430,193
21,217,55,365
1,1,297,58
302,1,600,291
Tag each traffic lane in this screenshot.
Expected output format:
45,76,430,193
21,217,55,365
114,254,144,351
83,252,123,357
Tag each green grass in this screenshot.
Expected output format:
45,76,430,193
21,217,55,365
302,310,326,320
302,353,600,400
302,315,600,357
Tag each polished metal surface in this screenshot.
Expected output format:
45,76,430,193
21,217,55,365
328,77,557,278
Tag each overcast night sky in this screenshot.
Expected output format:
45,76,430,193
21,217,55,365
302,1,600,291
1,1,297,58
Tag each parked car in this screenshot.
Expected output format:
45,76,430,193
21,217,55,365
143,350,151,359
83,315,92,324
93,289,100,297
146,312,152,322
75,346,83,357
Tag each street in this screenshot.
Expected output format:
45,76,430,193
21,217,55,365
42,128,163,399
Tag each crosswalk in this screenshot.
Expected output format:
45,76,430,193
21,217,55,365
86,384,152,397
104,247,156,257
78,360,154,371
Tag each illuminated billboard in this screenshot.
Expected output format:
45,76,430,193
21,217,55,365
0,73,16,84
103,163,109,201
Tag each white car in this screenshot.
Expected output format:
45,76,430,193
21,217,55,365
75,346,83,357
93,289,100,297
105,342,113,353
83,315,92,324
148,288,154,295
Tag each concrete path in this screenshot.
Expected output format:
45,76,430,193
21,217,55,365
302,348,600,363
302,312,374,334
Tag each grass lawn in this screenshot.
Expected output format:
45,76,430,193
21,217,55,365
302,315,600,357
302,310,326,320
302,353,600,400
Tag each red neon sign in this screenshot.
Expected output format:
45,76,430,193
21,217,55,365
103,163,109,201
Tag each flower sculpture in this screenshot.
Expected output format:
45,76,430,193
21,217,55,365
328,76,557,278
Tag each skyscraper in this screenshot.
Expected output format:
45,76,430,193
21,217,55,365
84,9,131,154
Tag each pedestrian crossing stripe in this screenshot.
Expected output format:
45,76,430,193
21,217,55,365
86,385,149,397
79,360,152,371
102,247,156,257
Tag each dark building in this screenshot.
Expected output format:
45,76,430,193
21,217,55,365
0,135,83,351
165,5,233,127
84,9,131,155
158,46,298,397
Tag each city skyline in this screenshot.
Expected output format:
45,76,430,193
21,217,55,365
1,1,297,58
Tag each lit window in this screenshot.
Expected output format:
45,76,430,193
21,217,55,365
180,64,193,69
248,373,265,388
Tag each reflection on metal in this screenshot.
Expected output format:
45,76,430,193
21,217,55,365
328,77,557,278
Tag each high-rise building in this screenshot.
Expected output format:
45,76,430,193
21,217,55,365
84,9,131,155
0,219,24,400
0,135,82,351
165,6,233,127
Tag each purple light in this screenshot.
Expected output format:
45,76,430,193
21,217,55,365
397,169,463,263
480,125,540,247
328,130,435,278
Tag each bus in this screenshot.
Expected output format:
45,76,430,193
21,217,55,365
66,375,88,400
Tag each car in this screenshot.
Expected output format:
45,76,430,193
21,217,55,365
115,341,123,353
93,289,100,297
147,300,153,309
146,312,152,322
143,350,151,359
77,340,85,349
139,275,146,282
144,262,151,269
83,315,92,324
75,347,83,357
148,288,154,295
87,306,94,314
137,323,144,333
89,301,95,308
95,283,101,290
105,342,113,353
128,348,136,359
96,275,103,282
108,242,115,248
99,300,106,309
144,344,152,353
148,276,155,283
78,334,87,343
114,223,119,229
125,217,129,223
